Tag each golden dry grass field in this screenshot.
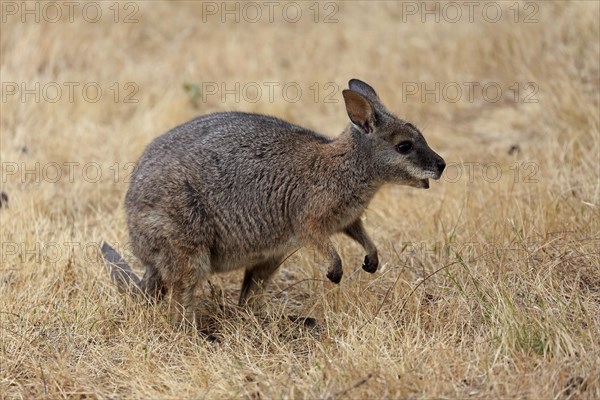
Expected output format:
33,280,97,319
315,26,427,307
1,1,599,399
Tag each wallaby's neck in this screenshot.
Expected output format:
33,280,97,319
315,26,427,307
319,126,381,195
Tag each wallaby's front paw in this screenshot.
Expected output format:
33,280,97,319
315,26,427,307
326,268,343,284
362,253,379,273
326,257,343,283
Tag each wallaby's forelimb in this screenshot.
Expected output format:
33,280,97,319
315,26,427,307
343,218,379,273
312,239,342,284
100,242,142,294
238,257,283,307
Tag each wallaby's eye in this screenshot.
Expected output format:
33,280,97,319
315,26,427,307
395,141,413,154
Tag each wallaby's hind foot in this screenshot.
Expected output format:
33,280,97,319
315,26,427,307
287,315,321,330
101,242,142,294
198,330,220,343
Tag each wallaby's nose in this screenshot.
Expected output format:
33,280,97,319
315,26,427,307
437,159,446,172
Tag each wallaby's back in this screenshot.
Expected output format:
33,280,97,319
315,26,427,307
126,112,353,270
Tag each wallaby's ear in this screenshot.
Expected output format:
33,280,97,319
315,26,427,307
348,79,383,107
343,89,375,134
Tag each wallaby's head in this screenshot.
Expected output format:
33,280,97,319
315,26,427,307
342,79,445,189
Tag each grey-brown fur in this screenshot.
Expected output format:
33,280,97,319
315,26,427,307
102,79,445,322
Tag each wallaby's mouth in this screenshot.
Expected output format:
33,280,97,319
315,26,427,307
407,178,430,189
404,169,440,189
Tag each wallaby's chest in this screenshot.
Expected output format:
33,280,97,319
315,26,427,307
318,186,377,234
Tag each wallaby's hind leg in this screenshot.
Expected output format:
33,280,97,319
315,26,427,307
240,257,320,329
238,257,283,308
170,274,200,325
140,264,166,300
165,250,210,325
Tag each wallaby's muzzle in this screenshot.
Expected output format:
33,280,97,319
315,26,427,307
413,155,445,189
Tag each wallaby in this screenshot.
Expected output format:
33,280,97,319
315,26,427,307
101,79,445,322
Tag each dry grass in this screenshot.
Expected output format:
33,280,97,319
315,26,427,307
1,1,599,398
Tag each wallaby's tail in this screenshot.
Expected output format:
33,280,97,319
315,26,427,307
100,242,142,293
